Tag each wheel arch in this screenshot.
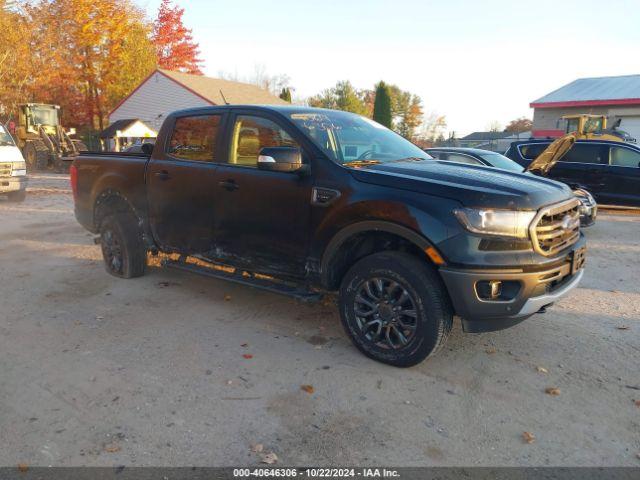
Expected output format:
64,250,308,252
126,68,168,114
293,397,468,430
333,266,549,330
319,221,442,290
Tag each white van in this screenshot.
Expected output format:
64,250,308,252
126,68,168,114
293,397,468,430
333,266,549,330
0,125,27,202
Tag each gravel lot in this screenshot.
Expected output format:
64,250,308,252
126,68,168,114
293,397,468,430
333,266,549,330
0,173,638,467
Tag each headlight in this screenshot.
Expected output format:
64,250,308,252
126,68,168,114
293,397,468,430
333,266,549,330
11,161,26,176
573,188,595,205
454,208,537,239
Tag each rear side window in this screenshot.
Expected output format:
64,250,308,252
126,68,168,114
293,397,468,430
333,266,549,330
519,143,548,159
610,146,640,168
168,114,222,162
561,144,605,164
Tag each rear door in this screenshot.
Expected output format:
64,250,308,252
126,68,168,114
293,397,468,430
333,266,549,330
599,145,640,206
147,112,226,254
210,110,313,277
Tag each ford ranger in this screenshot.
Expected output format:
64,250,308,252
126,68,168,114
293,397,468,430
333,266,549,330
72,106,586,367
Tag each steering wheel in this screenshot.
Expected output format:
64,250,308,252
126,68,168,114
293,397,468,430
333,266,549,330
357,149,376,160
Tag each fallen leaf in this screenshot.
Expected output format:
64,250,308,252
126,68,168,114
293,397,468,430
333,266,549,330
300,385,314,394
522,431,535,444
17,463,28,472
545,387,561,396
224,295,232,301
617,325,630,330
634,399,640,407
250,443,264,453
485,347,497,354
242,354,253,359
104,444,121,453
536,366,549,374
261,452,278,464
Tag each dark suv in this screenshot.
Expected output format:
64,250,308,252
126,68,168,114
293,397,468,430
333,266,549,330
505,139,640,208
72,106,586,367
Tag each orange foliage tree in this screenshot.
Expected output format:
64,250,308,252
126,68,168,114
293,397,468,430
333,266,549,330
152,0,202,74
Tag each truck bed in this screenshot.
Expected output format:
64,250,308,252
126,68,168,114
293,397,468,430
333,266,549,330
73,152,150,233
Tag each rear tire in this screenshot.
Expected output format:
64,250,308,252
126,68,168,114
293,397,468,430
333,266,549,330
339,251,453,367
98,213,146,278
7,190,26,202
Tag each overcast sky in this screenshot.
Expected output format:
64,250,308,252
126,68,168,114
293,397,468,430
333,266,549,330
137,0,640,136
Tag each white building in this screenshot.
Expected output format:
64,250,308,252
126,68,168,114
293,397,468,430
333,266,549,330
108,69,288,132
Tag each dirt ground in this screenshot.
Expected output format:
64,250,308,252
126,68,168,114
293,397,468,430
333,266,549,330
0,173,638,467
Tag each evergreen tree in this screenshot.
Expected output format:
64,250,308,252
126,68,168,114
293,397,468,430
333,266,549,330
279,87,292,103
372,81,392,128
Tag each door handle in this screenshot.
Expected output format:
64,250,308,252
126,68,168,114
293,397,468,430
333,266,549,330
154,170,170,181
218,180,239,191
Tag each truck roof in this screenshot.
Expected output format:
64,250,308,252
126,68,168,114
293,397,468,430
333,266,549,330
168,105,349,117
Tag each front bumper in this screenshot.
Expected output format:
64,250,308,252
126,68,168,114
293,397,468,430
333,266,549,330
439,238,586,333
0,176,27,194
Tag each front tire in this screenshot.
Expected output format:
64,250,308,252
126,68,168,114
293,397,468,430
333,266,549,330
339,251,453,367
98,213,146,278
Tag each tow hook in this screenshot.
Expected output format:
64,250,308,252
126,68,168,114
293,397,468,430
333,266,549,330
536,303,554,314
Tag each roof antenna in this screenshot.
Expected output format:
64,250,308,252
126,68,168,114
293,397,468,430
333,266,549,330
219,89,230,105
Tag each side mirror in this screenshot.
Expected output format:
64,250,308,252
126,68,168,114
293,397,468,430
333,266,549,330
141,143,154,155
257,147,308,173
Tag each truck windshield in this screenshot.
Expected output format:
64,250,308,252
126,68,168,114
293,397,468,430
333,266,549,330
31,107,58,126
0,126,15,146
289,110,430,165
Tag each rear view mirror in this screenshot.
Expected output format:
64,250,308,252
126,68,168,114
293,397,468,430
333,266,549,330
258,147,308,173
141,143,154,155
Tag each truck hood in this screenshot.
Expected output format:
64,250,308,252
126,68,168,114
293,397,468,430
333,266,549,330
348,160,573,209
0,145,24,163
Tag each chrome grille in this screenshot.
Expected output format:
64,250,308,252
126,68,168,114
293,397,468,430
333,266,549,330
0,162,11,177
531,198,581,256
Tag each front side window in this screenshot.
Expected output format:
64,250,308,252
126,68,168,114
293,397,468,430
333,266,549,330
439,152,482,166
561,144,605,164
229,115,298,167
478,152,525,172
168,114,221,162
610,146,640,168
289,110,429,165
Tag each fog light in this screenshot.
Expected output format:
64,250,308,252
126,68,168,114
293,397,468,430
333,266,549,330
477,280,502,300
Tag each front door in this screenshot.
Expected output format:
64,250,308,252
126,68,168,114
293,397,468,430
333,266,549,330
210,112,312,278
549,143,608,194
147,112,225,254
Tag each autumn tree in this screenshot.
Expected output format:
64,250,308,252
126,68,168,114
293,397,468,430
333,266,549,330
308,81,368,115
505,117,533,133
372,81,392,128
0,0,32,119
153,0,202,74
486,120,503,132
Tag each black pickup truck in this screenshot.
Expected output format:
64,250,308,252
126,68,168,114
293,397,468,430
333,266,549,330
72,106,586,367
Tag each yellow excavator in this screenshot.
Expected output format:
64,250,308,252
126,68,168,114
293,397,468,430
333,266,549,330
559,114,635,142
528,114,635,175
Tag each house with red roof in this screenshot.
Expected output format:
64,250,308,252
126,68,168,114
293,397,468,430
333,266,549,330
108,69,288,132
531,74,640,140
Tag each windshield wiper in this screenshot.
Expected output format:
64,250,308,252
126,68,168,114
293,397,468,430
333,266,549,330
343,159,381,168
393,156,428,162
